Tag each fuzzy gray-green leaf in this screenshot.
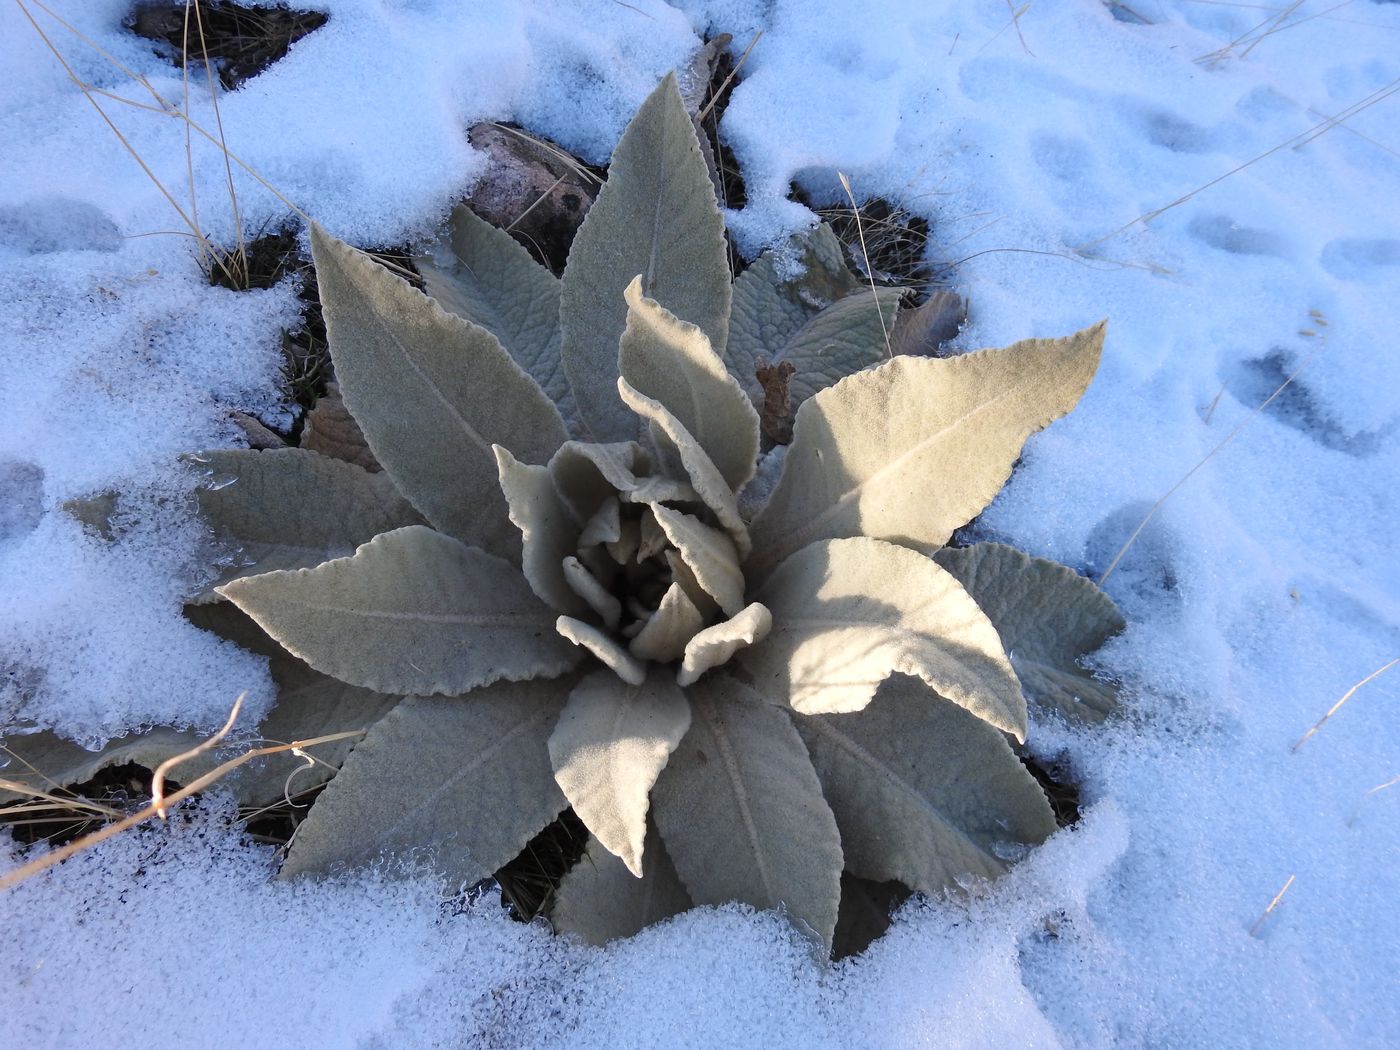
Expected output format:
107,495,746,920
310,223,567,559
935,542,1125,722
629,583,705,663
560,73,730,442
677,603,772,687
651,674,843,952
649,505,745,618
192,447,418,601
416,204,570,413
740,537,1027,739
725,222,862,400
551,827,692,945
548,667,691,875
0,728,202,806
797,674,1057,896
280,681,570,886
618,279,759,491
183,602,401,805
494,445,589,617
619,379,750,555
746,323,1107,580
219,526,580,696
548,441,649,522
556,616,646,686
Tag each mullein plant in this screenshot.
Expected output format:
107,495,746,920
6,74,1123,954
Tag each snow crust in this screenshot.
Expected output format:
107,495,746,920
2,0,1398,1046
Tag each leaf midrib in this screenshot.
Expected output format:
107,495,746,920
696,693,776,903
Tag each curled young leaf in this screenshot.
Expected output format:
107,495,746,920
676,603,773,687
618,278,759,491
548,441,650,522
219,526,581,696
648,505,745,618
556,616,647,686
629,583,706,663
746,323,1107,579
618,377,750,555
548,667,691,876
494,445,589,617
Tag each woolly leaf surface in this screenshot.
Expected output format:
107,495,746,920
494,445,588,617
219,526,580,696
649,505,745,618
279,682,570,886
725,222,861,402
192,447,418,600
797,675,1057,895
652,674,843,952
551,828,692,946
935,542,1125,722
629,583,706,663
310,223,566,559
677,603,772,686
548,667,691,876
740,538,1026,738
618,279,758,491
416,204,571,414
746,323,1106,579
556,616,646,686
619,378,749,555
560,73,730,442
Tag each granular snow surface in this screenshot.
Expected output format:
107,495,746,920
2,1,1397,1046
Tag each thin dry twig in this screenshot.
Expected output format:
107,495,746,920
0,782,124,821
151,692,244,818
0,723,366,892
697,31,762,125
836,172,894,358
1292,656,1400,752
191,0,250,284
1248,873,1295,936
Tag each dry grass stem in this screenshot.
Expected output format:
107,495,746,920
150,692,244,818
1098,327,1325,586
697,31,762,125
1248,873,1295,936
1077,73,1400,253
836,172,893,357
1292,656,1400,753
0,717,367,892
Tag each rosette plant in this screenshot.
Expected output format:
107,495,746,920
5,74,1123,953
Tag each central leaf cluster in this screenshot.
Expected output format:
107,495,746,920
495,278,772,691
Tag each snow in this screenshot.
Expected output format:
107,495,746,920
3,0,1399,1046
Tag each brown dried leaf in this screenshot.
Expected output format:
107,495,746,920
301,382,380,473
890,290,967,357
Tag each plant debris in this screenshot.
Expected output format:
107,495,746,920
126,1,328,91
813,195,932,293
463,124,602,275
